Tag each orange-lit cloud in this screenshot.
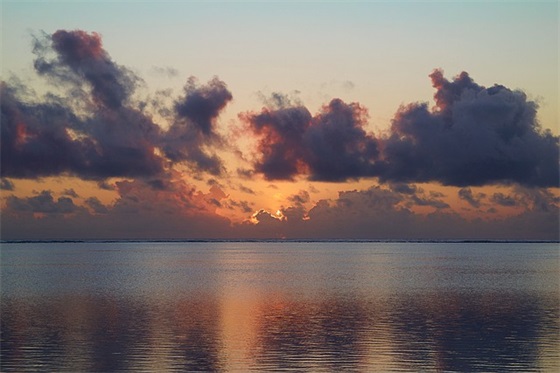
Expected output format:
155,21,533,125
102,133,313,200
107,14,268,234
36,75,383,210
1,29,558,240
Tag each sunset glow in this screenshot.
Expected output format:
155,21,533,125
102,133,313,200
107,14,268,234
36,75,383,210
1,1,558,241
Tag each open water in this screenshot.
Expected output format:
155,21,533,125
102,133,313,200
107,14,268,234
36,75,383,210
1,241,558,372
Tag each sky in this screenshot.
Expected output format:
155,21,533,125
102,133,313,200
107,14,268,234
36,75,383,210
1,0,558,240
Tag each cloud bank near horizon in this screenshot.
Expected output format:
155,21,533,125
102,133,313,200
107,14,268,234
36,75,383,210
2,181,558,240
1,29,559,240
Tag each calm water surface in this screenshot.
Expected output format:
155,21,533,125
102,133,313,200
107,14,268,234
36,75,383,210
1,242,559,372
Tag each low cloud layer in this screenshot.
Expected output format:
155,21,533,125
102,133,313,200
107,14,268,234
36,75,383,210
2,183,558,240
241,185,559,240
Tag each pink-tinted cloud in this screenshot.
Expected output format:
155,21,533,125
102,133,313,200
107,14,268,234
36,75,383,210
243,95,378,181
1,30,232,181
244,71,559,187
242,186,559,240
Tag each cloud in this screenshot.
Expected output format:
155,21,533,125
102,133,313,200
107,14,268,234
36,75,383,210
0,178,15,191
2,181,234,240
241,94,312,180
238,185,256,195
244,70,559,187
3,183,558,240
85,197,109,214
515,186,560,213
458,187,485,208
162,77,232,175
6,190,78,214
1,79,167,179
2,30,165,180
382,183,449,209
243,95,379,181
288,190,310,205
34,30,138,110
236,168,255,179
4,30,558,189
490,192,518,207
227,199,253,213
379,69,559,187
97,180,115,190
149,66,180,78
242,186,558,240
62,188,79,197
305,99,379,181
2,30,235,181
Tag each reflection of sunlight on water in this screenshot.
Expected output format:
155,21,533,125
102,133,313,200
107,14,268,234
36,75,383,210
1,242,559,372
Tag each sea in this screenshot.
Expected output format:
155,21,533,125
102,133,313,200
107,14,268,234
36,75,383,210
1,241,558,372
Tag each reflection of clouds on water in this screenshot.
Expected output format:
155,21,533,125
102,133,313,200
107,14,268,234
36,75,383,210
389,293,557,372
1,290,558,372
1,296,224,372
249,293,558,372
250,297,379,371
2,243,559,371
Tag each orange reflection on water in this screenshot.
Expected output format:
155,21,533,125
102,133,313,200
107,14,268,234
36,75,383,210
2,243,559,372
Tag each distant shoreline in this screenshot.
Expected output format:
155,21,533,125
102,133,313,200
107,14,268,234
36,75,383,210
1,239,558,244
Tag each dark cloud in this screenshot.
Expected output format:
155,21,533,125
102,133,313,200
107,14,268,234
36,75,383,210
408,194,449,209
288,190,310,205
390,183,418,195
2,183,558,240
174,77,232,137
305,99,379,181
390,183,449,209
491,192,518,207
0,178,15,191
239,185,256,195
228,199,253,213
2,30,165,180
7,190,78,214
1,82,87,178
515,187,560,213
242,95,312,180
85,197,109,214
207,178,223,187
162,77,232,175
236,168,255,179
2,180,234,240
208,198,222,208
238,200,253,213
1,79,166,179
97,180,115,190
379,69,559,187
244,96,378,181
2,30,234,181
458,187,485,208
242,186,558,240
34,30,138,110
62,188,79,197
245,71,558,187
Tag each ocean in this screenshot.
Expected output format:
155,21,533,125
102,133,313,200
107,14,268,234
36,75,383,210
1,241,558,372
